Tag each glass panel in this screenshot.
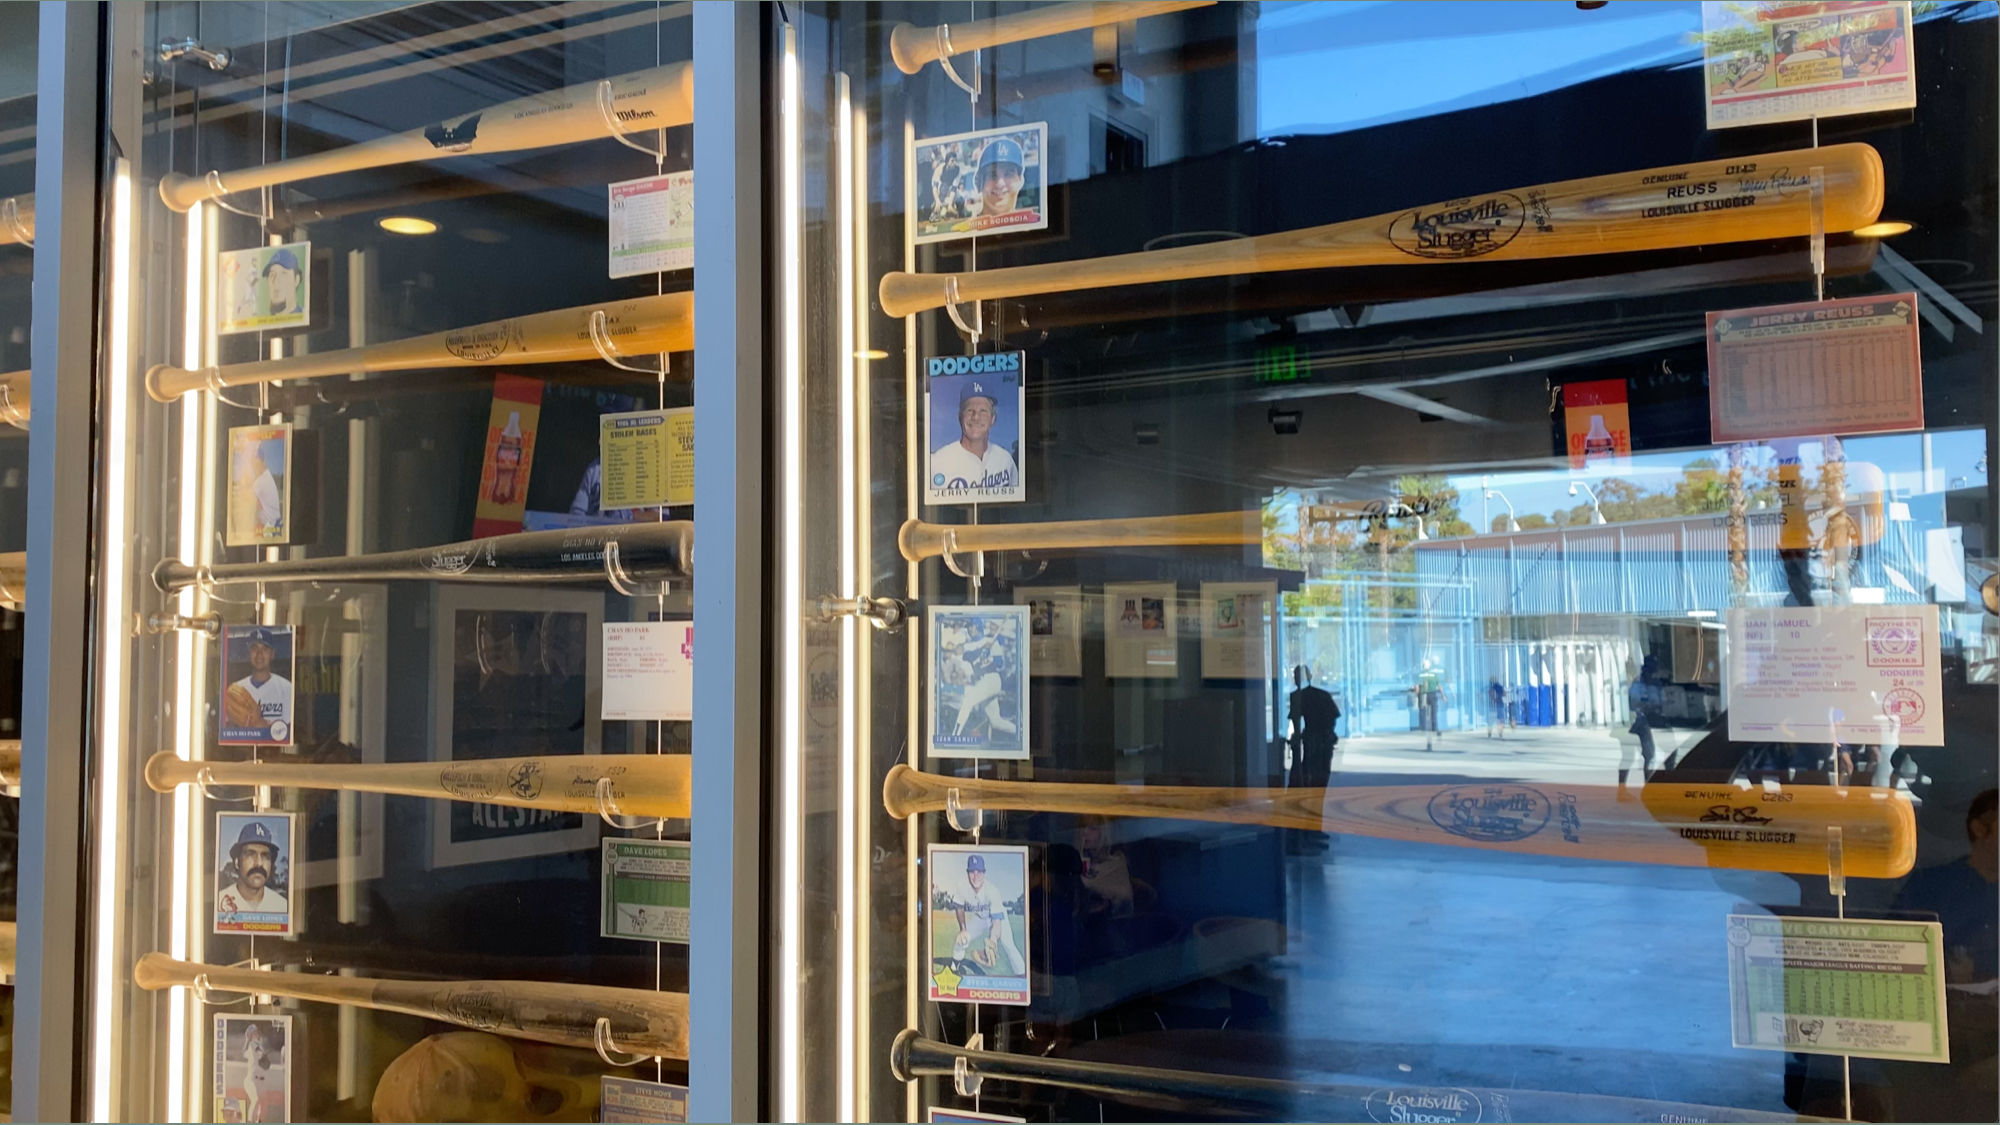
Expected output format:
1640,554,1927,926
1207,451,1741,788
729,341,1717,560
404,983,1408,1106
89,5,695,1120
784,3,1997,1122
0,4,31,1117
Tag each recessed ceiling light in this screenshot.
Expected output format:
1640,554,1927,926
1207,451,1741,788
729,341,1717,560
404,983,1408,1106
378,216,437,235
1852,220,1912,238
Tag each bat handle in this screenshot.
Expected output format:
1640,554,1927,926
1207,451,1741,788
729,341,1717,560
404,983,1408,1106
157,172,209,214
888,22,943,74
152,557,196,593
896,519,940,563
144,751,195,794
879,271,959,319
145,363,205,403
133,951,189,990
882,763,938,819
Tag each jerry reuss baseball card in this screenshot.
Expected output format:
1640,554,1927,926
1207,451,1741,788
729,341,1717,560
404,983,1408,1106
925,351,1025,506
927,843,1031,1006
928,604,1029,760
213,1012,293,1123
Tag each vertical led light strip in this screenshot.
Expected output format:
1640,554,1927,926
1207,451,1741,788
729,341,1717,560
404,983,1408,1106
900,114,921,1125
850,97,873,1122
777,21,805,1124
834,73,858,1125
89,158,136,1125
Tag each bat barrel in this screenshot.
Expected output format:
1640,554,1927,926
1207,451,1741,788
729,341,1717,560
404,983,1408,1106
898,510,1258,561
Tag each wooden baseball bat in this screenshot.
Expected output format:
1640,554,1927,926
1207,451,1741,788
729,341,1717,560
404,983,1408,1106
145,291,691,403
900,510,1258,562
151,520,693,592
158,63,694,213
145,751,691,818
0,369,28,424
880,144,1884,317
0,738,18,788
0,193,31,246
890,1,1215,74
0,549,22,611
0,920,13,978
882,765,1915,877
134,953,688,1057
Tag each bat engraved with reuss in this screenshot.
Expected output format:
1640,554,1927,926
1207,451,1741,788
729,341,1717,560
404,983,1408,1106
878,144,1885,316
157,63,694,212
882,765,1916,877
145,291,690,402
145,751,692,819
151,520,692,592
135,953,689,1058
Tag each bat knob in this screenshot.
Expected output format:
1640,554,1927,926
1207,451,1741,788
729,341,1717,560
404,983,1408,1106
156,172,202,214
133,951,178,990
881,762,920,819
887,1027,921,1082
887,23,932,75
143,751,186,794
151,556,191,593
144,363,189,404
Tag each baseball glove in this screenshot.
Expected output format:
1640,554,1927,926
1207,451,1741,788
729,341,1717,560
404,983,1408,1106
224,682,260,728
973,932,999,969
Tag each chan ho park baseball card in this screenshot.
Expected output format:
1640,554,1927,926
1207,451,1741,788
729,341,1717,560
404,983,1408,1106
219,623,296,746
925,351,1026,506
927,843,1031,1006
927,604,1030,761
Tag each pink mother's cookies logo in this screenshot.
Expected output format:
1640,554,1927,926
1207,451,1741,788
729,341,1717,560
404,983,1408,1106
1865,616,1923,668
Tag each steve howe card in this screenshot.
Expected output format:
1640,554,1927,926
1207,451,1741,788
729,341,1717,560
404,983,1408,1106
913,122,1048,244
928,605,1029,760
216,811,295,935
926,352,1025,506
219,624,296,746
928,843,1030,1006
214,1013,293,1122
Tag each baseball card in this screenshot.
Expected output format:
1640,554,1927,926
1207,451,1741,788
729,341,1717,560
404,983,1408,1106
1105,582,1179,679
213,1013,293,1123
601,1076,690,1123
1201,581,1278,680
226,423,293,547
215,811,295,935
219,624,296,746
925,351,1025,506
912,122,1048,244
928,604,1030,760
1015,586,1082,678
600,838,691,944
218,241,310,334
927,843,1031,1006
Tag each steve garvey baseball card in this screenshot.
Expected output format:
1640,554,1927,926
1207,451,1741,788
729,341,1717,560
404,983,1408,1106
926,351,1025,506
216,811,295,935
213,1012,293,1123
928,604,1029,760
928,843,1031,1006
912,122,1048,244
219,624,296,746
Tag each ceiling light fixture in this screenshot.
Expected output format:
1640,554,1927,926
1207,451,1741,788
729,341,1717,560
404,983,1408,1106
1852,220,1912,238
377,215,438,235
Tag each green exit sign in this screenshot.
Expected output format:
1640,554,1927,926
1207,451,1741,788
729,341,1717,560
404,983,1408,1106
1256,342,1304,384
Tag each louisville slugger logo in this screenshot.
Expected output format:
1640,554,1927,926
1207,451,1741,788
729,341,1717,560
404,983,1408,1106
423,540,497,575
444,321,526,362
424,113,482,152
437,763,507,799
438,987,512,1030
1426,784,1550,842
1364,1088,1484,1123
1387,194,1525,259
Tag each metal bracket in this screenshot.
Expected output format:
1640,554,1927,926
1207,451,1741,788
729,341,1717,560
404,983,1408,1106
595,775,665,831
941,275,983,344
944,786,984,839
200,172,274,221
937,528,985,582
137,610,223,638
817,594,910,632
933,27,981,101
953,1032,985,1097
589,308,669,375
595,79,668,161
594,1017,654,1066
191,959,266,1007
158,37,231,72
194,765,258,804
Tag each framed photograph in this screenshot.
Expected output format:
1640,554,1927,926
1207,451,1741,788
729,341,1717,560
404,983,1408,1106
928,604,1030,760
219,624,296,746
218,241,310,334
214,1013,293,1123
911,122,1049,244
215,811,294,935
1015,586,1082,677
927,843,1031,1006
1201,581,1278,680
429,585,603,868
925,351,1025,506
226,423,293,547
1105,582,1178,679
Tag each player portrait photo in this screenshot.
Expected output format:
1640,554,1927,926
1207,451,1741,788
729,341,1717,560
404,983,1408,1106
218,241,310,335
215,811,295,935
925,351,1026,506
927,843,1030,1006
1015,586,1082,678
214,1013,293,1123
928,604,1030,760
219,624,296,746
226,423,293,547
912,122,1049,244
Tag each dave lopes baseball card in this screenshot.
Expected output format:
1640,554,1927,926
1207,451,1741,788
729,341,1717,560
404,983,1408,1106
219,624,296,746
928,843,1031,1006
216,811,295,935
213,1012,293,1123
928,604,1030,760
926,351,1026,506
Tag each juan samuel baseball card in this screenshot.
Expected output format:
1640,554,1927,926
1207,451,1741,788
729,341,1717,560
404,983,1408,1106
928,604,1029,760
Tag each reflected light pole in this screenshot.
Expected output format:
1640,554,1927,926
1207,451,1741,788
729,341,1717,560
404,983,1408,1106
1569,480,1607,525
1484,487,1521,533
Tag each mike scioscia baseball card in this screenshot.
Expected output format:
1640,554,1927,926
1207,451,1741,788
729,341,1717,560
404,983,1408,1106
928,604,1030,760
927,843,1031,1007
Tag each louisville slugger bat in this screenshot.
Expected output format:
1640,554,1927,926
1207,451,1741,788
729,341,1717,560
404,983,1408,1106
151,520,693,592
146,750,690,818
145,291,691,402
893,1030,1837,1122
901,510,1258,562
134,953,688,1057
158,63,695,213
0,919,13,978
0,738,18,788
882,765,1915,877
879,144,1884,317
890,1,1214,74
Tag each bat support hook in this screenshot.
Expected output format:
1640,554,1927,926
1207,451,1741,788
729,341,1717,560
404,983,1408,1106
190,960,264,1006
941,276,983,344
596,775,664,831
953,1032,985,1097
596,80,668,161
0,381,25,430
0,196,30,250
934,28,981,101
200,171,273,221
588,309,668,375
944,786,984,837
937,529,985,583
194,765,258,804
594,1018,655,1067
